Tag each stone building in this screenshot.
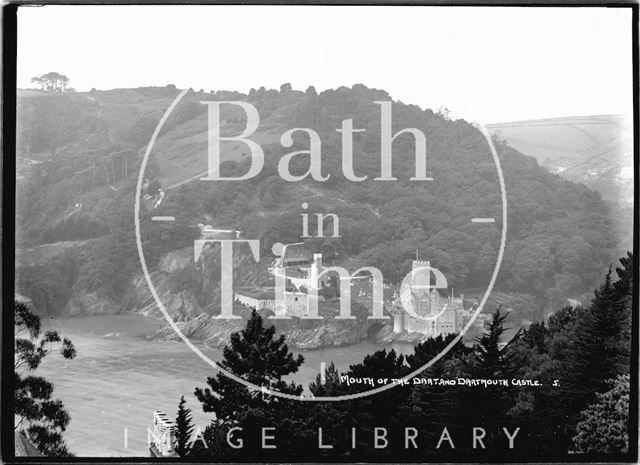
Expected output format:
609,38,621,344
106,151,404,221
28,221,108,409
234,287,310,316
235,252,326,318
276,242,313,267
391,260,465,337
234,287,278,311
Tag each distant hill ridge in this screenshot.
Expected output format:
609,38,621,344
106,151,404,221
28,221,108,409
487,113,632,206
488,114,628,127
487,113,633,254
14,84,619,327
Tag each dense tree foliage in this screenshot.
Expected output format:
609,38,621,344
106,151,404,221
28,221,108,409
183,254,632,461
16,84,617,322
14,301,77,456
193,309,307,459
573,374,630,454
194,309,304,415
162,85,614,307
15,85,631,460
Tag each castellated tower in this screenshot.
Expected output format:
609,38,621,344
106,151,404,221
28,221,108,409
410,259,435,317
393,259,465,337
308,253,323,290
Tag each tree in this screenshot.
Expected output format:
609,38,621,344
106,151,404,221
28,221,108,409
467,307,516,379
507,316,571,456
613,252,633,361
30,76,44,89
573,374,629,454
195,310,304,414
307,349,412,459
400,334,469,456
507,254,634,456
457,307,519,450
174,396,194,457
280,82,292,94
14,300,76,456
564,262,631,423
405,332,467,370
194,310,304,456
30,72,70,92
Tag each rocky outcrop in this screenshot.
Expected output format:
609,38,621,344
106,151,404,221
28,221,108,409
145,313,246,346
124,246,394,349
158,249,192,273
124,248,206,322
21,241,399,349
374,325,434,345
147,310,389,350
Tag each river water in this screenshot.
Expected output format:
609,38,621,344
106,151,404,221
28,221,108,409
35,314,414,457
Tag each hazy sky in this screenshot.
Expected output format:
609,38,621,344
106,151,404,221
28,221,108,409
16,5,633,123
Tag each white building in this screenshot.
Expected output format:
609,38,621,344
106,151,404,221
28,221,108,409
148,411,177,457
235,253,327,318
197,224,242,239
391,260,465,337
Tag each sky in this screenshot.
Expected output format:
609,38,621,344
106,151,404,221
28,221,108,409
16,5,633,123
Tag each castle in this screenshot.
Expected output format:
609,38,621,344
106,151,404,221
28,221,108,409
235,247,327,318
234,246,471,339
390,260,466,337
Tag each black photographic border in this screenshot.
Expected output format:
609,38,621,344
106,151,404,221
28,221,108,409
2,2,638,463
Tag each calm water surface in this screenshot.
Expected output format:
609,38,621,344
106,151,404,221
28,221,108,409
36,314,414,457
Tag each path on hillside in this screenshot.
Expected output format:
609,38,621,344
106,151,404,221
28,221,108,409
166,170,208,190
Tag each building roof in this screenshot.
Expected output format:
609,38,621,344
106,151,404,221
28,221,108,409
281,242,313,263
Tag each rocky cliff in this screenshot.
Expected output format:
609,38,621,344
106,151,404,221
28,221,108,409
125,246,394,350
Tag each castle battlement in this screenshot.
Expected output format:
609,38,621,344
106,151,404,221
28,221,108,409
392,262,467,337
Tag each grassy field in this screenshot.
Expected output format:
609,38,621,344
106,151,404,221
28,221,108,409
487,114,632,164
488,114,633,207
